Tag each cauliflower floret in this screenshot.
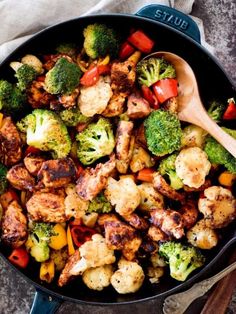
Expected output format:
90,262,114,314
138,182,164,211
147,266,164,284
82,265,113,291
78,76,113,117
187,219,218,249
70,234,116,276
21,54,43,74
175,147,211,188
150,253,166,268
111,258,145,294
64,184,89,219
198,186,236,228
105,176,141,216
130,144,155,173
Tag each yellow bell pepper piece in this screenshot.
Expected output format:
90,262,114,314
0,113,3,128
98,55,110,66
67,225,75,256
40,259,55,283
127,51,142,66
218,171,236,187
49,224,67,250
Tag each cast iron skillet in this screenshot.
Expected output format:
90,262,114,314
0,4,235,313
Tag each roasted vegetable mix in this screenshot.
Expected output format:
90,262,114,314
0,23,236,295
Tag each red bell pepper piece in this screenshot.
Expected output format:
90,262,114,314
137,168,155,182
8,247,30,268
119,41,135,60
127,30,154,54
24,146,41,156
71,226,96,247
152,78,178,104
80,66,99,86
223,98,236,120
141,85,159,109
98,64,111,75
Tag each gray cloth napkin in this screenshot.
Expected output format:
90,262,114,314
0,0,212,63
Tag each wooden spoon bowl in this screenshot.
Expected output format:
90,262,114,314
146,51,236,158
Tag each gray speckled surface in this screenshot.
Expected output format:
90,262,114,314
0,0,236,313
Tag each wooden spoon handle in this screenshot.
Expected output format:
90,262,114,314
185,104,236,158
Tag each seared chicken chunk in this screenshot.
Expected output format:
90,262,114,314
127,93,151,119
153,172,185,202
179,200,199,229
111,59,136,96
175,147,211,189
27,80,55,109
37,158,76,189
24,154,45,176
138,182,164,211
78,76,113,117
122,213,149,230
98,213,120,226
130,144,155,173
58,234,115,286
198,186,236,228
1,201,27,248
187,219,218,250
151,208,185,239
135,123,147,149
64,184,89,219
163,96,178,113
76,154,116,201
0,117,21,166
148,225,170,242
105,176,141,216
102,94,126,117
111,258,145,294
82,265,113,291
26,192,66,222
116,121,134,174
104,220,141,261
59,88,79,109
6,164,35,191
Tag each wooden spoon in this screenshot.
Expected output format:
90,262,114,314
146,52,236,158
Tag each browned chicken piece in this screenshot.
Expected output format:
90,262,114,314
148,225,170,242
102,94,126,117
153,172,185,202
37,158,76,189
58,250,80,287
0,117,21,166
163,96,178,113
111,60,136,96
140,237,158,254
58,88,80,109
26,192,66,222
27,80,56,109
76,154,116,201
135,123,147,149
43,54,73,71
127,93,151,119
116,121,134,174
183,179,212,192
97,213,120,226
1,200,28,248
130,144,155,173
104,220,141,261
179,200,199,229
6,164,35,191
24,154,46,176
150,208,185,239
122,213,149,230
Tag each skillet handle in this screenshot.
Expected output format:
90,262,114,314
30,290,63,314
136,4,201,43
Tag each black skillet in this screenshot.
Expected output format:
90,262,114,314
0,4,235,313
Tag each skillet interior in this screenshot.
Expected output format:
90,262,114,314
0,13,236,304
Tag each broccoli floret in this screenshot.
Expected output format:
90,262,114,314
87,193,112,214
204,127,236,174
207,101,225,123
23,109,71,158
16,113,36,133
137,57,176,87
59,107,91,127
28,223,55,262
0,163,8,195
45,57,82,95
0,80,26,115
15,64,37,91
144,110,182,156
159,154,183,190
159,241,205,281
83,23,119,59
76,117,115,165
55,42,77,57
